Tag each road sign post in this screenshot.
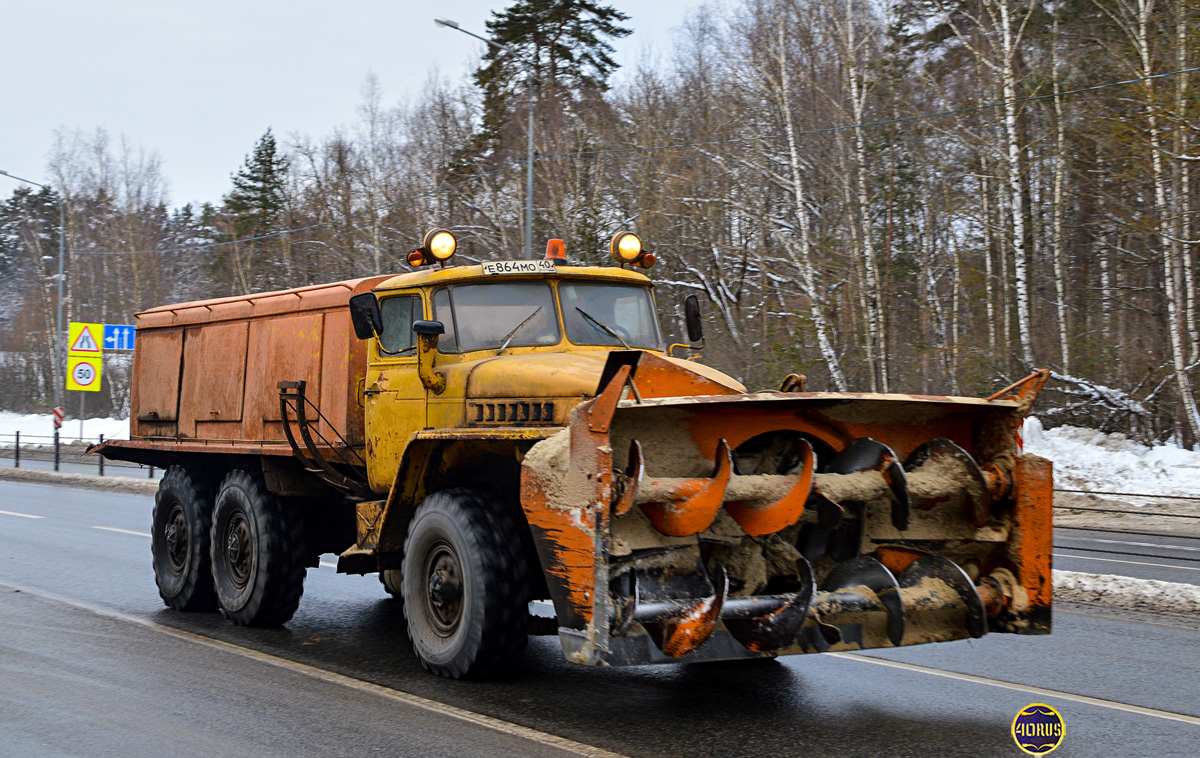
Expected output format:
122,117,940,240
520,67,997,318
68,322,103,393
103,324,136,351
68,323,103,355
67,356,102,392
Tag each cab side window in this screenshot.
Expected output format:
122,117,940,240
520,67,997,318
378,295,421,355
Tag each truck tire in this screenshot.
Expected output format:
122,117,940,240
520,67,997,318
380,569,404,598
402,488,529,679
151,466,218,611
210,469,307,626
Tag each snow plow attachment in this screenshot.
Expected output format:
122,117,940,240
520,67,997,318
520,355,1052,666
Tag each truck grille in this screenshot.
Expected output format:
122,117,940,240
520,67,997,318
469,400,557,426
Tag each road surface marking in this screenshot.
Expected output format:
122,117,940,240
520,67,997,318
93,526,151,537
318,561,338,569
0,579,627,758
831,652,1200,726
0,509,43,519
1061,536,1200,553
1054,551,1200,573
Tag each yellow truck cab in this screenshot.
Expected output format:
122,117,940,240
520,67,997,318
356,259,740,495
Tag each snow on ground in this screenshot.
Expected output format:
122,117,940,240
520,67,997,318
0,412,129,443
1023,417,1200,498
1054,569,1200,616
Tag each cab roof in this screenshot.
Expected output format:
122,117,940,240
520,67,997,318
373,263,653,292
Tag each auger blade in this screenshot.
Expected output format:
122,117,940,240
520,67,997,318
614,439,644,517
827,515,866,563
639,439,732,537
797,492,846,561
904,438,990,527
897,555,988,639
821,555,905,646
824,438,910,530
725,557,816,653
645,564,729,658
725,439,814,536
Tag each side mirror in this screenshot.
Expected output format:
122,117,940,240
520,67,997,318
684,294,704,343
349,293,383,340
412,321,447,395
412,320,445,336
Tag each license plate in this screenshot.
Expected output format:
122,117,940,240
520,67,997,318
481,259,556,275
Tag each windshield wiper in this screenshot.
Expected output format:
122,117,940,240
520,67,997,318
498,307,543,353
575,307,631,349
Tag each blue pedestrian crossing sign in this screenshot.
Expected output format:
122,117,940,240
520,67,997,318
103,324,136,351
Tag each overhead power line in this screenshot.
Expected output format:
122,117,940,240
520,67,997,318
62,64,1200,258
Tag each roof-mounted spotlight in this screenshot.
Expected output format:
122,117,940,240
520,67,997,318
609,231,654,268
408,228,458,267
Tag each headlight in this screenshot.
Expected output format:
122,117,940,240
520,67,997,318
409,228,458,267
424,229,457,261
610,231,642,263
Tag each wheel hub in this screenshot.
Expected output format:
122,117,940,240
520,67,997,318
164,504,188,572
424,544,463,635
224,513,252,589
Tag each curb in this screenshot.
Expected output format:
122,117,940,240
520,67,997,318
0,467,159,496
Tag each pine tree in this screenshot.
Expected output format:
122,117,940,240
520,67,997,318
472,0,632,145
214,130,291,293
225,128,288,239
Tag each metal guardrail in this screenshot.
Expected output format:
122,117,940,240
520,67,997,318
1055,487,1200,502
0,431,156,478
1054,488,1200,520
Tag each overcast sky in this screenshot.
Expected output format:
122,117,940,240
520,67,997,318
1,1,699,207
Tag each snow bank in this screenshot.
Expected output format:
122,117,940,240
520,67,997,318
0,412,129,443
1023,417,1200,498
1054,569,1200,616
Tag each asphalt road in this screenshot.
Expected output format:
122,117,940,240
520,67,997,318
2,480,1200,757
1054,527,1200,584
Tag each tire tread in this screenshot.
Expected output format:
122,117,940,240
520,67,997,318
403,487,530,679
211,469,307,626
152,465,217,611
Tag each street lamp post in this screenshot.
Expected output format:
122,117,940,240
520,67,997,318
0,169,66,412
435,17,535,260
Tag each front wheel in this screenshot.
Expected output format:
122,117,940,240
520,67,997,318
210,470,306,626
151,466,217,611
402,488,529,679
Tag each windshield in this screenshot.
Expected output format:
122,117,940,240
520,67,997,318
432,281,560,353
560,282,663,349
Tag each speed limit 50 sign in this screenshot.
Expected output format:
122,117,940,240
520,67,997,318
67,356,102,392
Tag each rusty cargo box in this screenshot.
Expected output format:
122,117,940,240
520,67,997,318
126,277,389,455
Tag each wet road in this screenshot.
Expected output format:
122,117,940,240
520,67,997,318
1054,527,1200,585
2,480,1200,757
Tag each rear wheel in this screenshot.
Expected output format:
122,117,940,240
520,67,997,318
380,568,403,598
402,488,529,679
210,470,307,626
151,466,217,611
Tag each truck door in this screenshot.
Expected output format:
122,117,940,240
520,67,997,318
364,292,428,492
